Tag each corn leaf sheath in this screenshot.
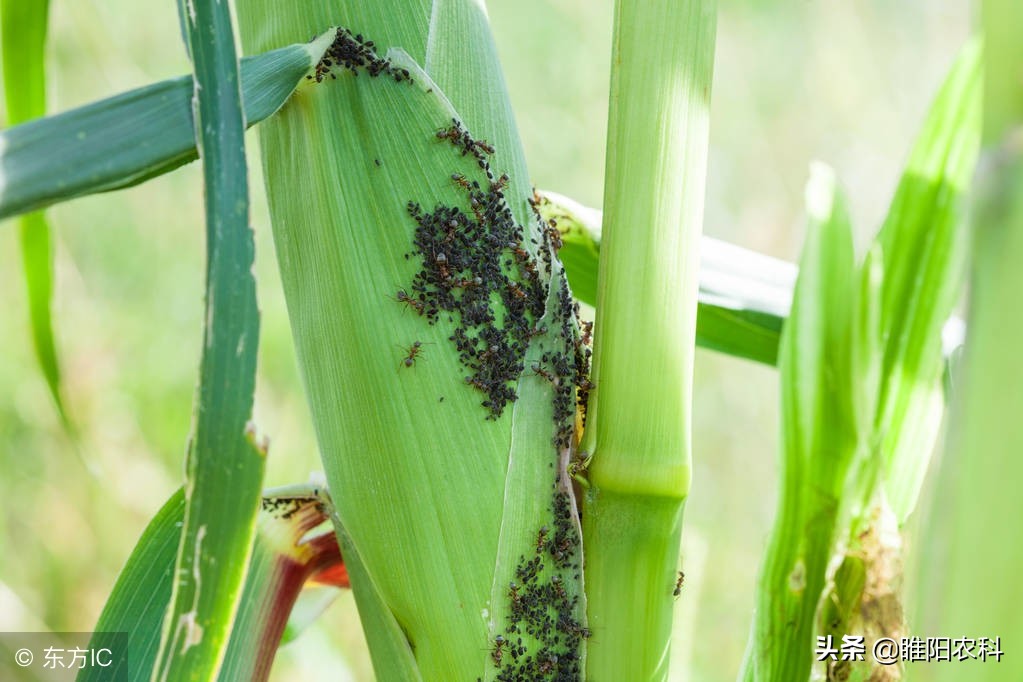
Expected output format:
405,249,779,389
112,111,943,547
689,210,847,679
236,2,586,679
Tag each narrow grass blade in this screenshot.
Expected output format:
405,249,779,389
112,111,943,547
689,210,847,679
578,1,715,679
0,0,48,127
537,192,792,366
872,40,981,522
152,1,265,679
84,490,346,682
1,0,70,426
0,40,328,221
740,164,859,682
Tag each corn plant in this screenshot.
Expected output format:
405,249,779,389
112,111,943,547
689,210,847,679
0,1,1013,681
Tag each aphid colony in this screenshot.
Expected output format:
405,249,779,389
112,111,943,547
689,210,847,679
313,27,593,680
308,26,594,447
406,127,590,679
307,27,413,84
483,489,586,682
402,117,592,444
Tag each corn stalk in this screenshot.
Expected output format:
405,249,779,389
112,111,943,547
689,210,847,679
578,1,715,680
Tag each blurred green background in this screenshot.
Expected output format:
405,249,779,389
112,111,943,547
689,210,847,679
0,1,969,679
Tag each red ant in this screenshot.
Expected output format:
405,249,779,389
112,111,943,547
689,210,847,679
432,251,451,281
490,174,509,192
399,341,425,369
451,173,474,190
580,320,594,346
546,222,563,251
527,324,548,339
465,376,487,391
451,277,482,289
491,635,506,667
393,289,424,315
535,525,550,553
531,362,556,383
509,242,531,262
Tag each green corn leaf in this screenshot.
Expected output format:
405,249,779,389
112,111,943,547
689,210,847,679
872,39,981,523
0,40,327,221
84,491,183,682
537,191,792,366
84,490,347,682
741,163,859,682
0,0,71,427
151,1,265,679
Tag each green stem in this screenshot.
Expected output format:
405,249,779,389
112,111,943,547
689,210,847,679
581,0,716,679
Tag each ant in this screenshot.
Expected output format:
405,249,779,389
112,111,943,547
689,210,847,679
399,341,425,369
535,525,550,553
536,654,557,675
451,276,483,290
527,324,548,339
490,173,509,192
432,251,451,281
509,241,531,263
394,289,424,315
491,635,506,667
451,173,474,191
673,570,685,599
508,581,521,604
531,362,556,383
546,222,563,251
580,320,594,346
